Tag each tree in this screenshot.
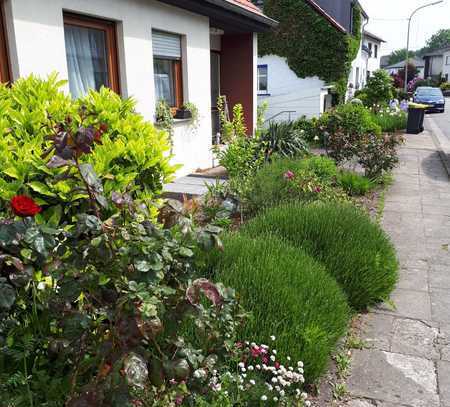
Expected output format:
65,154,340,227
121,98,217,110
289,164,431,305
397,63,420,83
419,29,450,55
387,48,416,65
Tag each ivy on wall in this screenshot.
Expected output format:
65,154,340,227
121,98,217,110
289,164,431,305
258,0,362,88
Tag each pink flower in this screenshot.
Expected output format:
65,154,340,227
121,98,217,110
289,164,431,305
314,186,322,193
262,356,269,364
283,170,295,180
235,342,243,349
251,346,262,358
175,396,184,405
274,362,280,369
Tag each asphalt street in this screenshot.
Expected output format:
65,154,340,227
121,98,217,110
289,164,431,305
427,97,450,140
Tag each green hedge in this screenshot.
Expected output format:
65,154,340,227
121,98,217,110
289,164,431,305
243,203,398,310
206,234,350,382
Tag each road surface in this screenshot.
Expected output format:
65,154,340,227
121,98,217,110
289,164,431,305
427,98,450,140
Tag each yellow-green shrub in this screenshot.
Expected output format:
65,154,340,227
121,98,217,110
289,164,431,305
0,74,176,221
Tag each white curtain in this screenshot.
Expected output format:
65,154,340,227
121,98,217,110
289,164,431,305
64,25,107,99
154,59,174,106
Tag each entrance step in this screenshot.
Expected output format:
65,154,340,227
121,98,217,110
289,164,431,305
163,175,226,199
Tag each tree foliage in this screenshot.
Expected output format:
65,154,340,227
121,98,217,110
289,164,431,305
420,29,450,55
387,48,417,65
258,0,362,86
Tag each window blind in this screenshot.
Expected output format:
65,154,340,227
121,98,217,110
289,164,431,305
152,30,181,59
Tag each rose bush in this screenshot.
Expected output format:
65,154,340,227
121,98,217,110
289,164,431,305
0,115,252,406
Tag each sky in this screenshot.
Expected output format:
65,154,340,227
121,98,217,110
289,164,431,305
359,0,450,57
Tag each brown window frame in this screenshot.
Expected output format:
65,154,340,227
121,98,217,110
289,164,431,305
63,12,120,95
153,58,183,112
0,1,11,84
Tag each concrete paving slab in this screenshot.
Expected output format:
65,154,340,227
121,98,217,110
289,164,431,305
377,288,432,321
347,350,439,407
397,268,429,292
360,313,394,352
429,264,450,290
430,289,450,324
437,361,450,406
390,319,439,359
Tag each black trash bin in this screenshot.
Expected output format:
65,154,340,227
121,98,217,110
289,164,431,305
407,104,426,134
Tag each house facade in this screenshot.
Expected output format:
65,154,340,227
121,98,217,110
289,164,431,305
349,30,385,94
0,0,275,176
256,0,369,122
423,47,450,82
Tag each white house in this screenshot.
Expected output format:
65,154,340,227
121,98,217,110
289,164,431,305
423,47,450,82
257,0,370,122
0,0,276,176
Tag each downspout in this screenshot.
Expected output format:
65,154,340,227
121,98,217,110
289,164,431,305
362,17,369,87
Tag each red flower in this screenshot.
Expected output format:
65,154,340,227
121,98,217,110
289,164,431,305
10,195,42,217
274,361,280,369
283,170,295,181
251,346,262,358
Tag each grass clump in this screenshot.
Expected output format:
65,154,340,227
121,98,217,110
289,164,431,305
337,170,375,196
243,202,398,310
206,234,350,383
246,156,341,211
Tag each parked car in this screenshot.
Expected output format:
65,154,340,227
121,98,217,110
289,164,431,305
413,87,445,113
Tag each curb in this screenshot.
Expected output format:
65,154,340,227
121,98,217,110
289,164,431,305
426,117,450,179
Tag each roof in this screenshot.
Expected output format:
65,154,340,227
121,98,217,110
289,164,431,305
226,0,264,15
422,46,450,57
304,0,347,34
156,0,277,32
364,30,385,43
385,58,425,69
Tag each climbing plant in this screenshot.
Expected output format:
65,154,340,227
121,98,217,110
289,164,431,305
258,0,362,99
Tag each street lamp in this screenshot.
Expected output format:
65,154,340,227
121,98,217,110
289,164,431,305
404,0,444,94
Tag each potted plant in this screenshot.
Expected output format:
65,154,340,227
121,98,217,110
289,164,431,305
175,104,193,119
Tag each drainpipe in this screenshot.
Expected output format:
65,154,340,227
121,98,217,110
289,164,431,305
362,17,369,88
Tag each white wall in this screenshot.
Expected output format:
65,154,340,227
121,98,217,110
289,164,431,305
5,0,213,176
257,54,325,122
365,38,382,75
443,51,450,81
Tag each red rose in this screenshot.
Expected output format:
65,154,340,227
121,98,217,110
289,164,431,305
10,195,42,217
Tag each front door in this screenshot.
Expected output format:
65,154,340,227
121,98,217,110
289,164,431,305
211,51,220,143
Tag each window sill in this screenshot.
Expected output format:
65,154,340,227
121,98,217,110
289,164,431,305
258,93,271,96
154,118,192,128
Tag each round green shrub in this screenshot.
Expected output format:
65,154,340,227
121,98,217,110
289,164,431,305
206,234,350,382
243,202,398,310
246,156,343,211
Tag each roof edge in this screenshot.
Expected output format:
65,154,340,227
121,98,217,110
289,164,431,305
304,0,347,34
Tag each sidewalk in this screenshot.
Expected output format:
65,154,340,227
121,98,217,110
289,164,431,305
346,130,450,407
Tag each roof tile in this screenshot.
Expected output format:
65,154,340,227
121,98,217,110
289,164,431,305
225,0,264,15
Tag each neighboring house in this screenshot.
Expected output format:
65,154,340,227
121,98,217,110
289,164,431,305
380,55,390,69
0,0,276,176
364,31,385,79
384,58,426,78
348,31,384,94
256,0,368,122
423,47,450,81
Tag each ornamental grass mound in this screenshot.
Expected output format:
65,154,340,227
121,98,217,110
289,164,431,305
206,234,350,382
243,202,398,310
246,156,342,212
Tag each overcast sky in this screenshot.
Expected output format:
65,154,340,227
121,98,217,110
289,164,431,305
359,0,450,56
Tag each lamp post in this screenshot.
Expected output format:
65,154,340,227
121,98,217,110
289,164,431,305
404,0,443,94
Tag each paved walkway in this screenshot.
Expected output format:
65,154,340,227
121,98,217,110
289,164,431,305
346,131,450,407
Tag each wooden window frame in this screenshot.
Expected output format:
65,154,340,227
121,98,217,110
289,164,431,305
63,12,120,95
0,1,11,83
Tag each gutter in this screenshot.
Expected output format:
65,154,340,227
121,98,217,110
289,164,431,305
210,0,278,27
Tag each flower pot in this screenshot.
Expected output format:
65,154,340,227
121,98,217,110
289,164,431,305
174,109,192,120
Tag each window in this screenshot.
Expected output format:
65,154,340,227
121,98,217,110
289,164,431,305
0,1,10,83
368,42,372,55
63,13,120,99
257,65,268,93
153,30,183,108
446,56,450,65
374,44,378,58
